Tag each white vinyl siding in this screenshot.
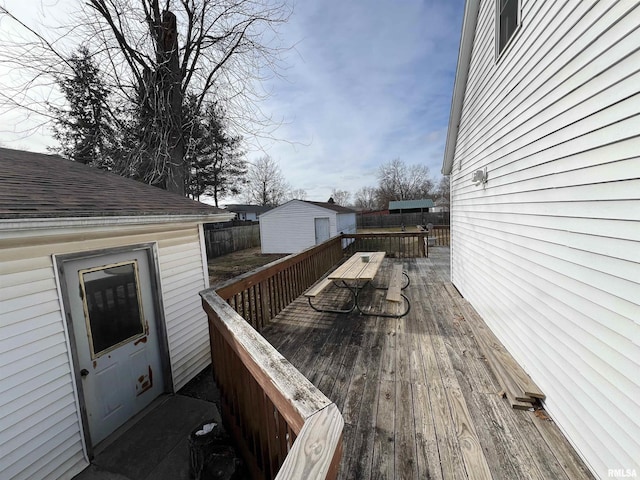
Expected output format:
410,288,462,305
260,200,355,254
1,258,87,480
0,222,211,479
337,212,357,235
449,1,640,478
158,237,211,389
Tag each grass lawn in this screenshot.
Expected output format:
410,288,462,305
208,247,287,285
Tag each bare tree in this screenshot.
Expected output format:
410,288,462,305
287,188,308,201
244,156,288,206
434,175,450,199
329,188,351,206
376,158,434,207
353,186,379,210
0,1,290,195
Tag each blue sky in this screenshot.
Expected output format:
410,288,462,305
253,0,466,203
0,0,466,204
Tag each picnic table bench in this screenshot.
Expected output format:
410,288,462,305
305,252,410,318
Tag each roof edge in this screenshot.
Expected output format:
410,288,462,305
303,200,357,214
0,212,235,234
442,0,481,175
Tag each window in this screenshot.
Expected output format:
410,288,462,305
498,0,519,55
80,261,146,357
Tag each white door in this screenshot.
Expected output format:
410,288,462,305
62,248,165,446
314,217,331,244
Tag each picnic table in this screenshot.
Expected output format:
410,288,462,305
305,251,410,318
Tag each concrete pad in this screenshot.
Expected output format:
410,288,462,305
72,465,130,480
74,394,220,480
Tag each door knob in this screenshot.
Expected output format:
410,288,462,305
80,369,89,377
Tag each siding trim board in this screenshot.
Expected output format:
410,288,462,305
0,214,233,235
443,1,640,477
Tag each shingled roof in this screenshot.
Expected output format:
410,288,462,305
0,147,227,219
303,200,356,214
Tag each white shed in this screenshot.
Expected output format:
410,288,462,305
443,2,640,479
259,200,356,254
0,148,234,480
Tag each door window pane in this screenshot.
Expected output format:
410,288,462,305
80,261,146,357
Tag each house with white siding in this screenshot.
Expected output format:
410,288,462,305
0,148,233,480
259,200,356,254
442,1,639,479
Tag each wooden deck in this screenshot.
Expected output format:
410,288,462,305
261,248,594,480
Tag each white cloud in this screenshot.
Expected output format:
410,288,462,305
0,0,465,203
247,0,466,202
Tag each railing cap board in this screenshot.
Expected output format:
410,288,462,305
342,232,425,237
275,403,344,480
200,290,333,432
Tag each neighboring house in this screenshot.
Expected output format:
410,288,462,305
224,204,272,221
0,148,234,480
388,199,434,214
259,200,356,254
442,2,639,479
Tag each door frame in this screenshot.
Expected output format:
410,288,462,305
55,242,172,457
314,216,331,244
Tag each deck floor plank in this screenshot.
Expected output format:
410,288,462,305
434,281,572,480
427,279,529,480
346,316,383,480
259,248,594,480
412,382,443,480
395,380,418,480
416,288,473,480
371,380,395,480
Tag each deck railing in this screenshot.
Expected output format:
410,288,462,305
199,231,435,479
431,225,450,246
424,225,451,257
201,292,343,480
214,236,344,332
342,232,427,258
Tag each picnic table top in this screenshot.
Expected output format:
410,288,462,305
328,251,385,282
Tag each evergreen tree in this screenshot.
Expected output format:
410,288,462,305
50,46,113,168
184,99,247,206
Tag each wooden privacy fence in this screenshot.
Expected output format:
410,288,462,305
204,224,261,258
199,232,434,479
357,211,449,228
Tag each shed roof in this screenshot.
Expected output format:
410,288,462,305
259,199,356,219
0,147,228,219
304,200,356,214
224,204,273,214
388,199,435,210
